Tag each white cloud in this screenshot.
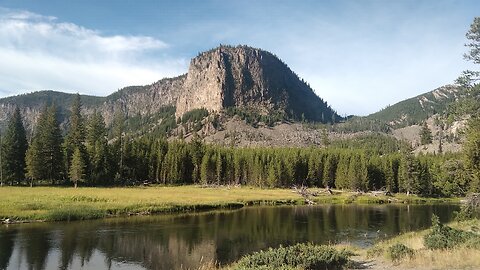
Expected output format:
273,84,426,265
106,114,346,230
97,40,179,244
0,8,186,97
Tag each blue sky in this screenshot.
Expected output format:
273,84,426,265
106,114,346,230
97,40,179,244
0,0,478,115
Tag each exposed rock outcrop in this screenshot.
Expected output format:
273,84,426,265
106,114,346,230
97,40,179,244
0,45,339,135
177,46,338,122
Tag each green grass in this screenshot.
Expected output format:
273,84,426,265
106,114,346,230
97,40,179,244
0,186,461,223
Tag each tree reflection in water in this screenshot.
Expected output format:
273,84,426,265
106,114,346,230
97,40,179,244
0,204,459,270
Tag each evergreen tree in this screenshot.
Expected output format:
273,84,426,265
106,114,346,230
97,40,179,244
347,154,368,191
113,110,125,183
456,17,480,87
200,149,214,185
417,158,433,196
464,116,480,191
26,105,63,185
86,111,110,184
1,107,28,185
69,148,85,188
383,157,399,193
189,134,204,184
321,128,329,147
420,122,432,145
215,151,223,185
42,105,64,183
64,94,87,176
25,137,42,187
335,154,350,189
398,152,420,195
323,154,337,188
233,150,244,185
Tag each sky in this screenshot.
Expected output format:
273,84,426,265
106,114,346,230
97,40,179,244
0,0,478,116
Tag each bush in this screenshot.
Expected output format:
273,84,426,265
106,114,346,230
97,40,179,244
366,246,383,259
387,243,414,262
424,214,477,249
233,243,352,270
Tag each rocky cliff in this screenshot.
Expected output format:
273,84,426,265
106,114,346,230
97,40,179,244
177,46,339,122
0,45,339,135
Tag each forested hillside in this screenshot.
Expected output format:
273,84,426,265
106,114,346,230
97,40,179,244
367,85,463,128
1,93,478,198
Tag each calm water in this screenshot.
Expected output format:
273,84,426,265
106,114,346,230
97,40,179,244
0,204,460,270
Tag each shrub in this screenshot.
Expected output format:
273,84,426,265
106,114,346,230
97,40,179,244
387,243,414,262
233,243,352,270
424,214,476,249
366,246,383,259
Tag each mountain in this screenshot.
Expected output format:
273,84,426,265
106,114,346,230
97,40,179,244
177,46,339,122
366,84,464,128
0,45,340,137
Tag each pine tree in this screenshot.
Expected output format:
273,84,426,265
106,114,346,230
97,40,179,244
1,107,28,185
398,152,420,195
335,154,350,189
267,156,278,187
69,148,85,188
383,157,398,193
42,105,64,184
233,151,243,185
25,106,63,185
113,110,125,183
25,138,42,187
321,128,329,147
86,111,109,184
200,149,213,185
189,134,204,184
64,94,87,178
420,122,432,145
323,154,337,188
348,154,362,191
464,116,480,192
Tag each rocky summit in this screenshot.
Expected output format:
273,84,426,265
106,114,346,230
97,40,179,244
177,46,339,122
0,45,340,135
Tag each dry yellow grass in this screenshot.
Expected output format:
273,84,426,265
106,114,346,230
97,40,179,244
0,185,460,223
362,219,480,270
0,186,303,222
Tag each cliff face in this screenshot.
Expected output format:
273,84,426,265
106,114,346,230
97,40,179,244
0,75,185,131
100,75,185,124
176,46,337,122
0,45,338,135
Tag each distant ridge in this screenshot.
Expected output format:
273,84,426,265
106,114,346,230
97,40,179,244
366,84,463,128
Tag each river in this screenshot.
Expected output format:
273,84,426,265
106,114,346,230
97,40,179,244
0,204,460,270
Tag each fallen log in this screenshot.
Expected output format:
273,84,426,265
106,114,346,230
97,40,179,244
292,185,318,205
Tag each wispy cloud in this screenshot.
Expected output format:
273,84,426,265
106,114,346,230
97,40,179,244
0,8,187,96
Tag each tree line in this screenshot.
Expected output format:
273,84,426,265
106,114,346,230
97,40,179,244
0,94,479,197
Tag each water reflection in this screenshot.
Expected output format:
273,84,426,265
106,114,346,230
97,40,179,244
0,204,460,270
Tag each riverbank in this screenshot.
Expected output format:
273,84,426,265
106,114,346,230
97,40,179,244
0,186,460,223
213,218,480,270
351,218,480,270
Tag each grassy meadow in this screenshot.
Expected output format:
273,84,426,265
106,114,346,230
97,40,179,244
0,185,459,223
0,186,302,222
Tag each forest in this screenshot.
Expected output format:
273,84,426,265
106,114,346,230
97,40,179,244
1,91,479,198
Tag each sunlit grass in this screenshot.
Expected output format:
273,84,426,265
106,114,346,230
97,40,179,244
0,186,460,222
364,219,480,270
0,186,303,222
